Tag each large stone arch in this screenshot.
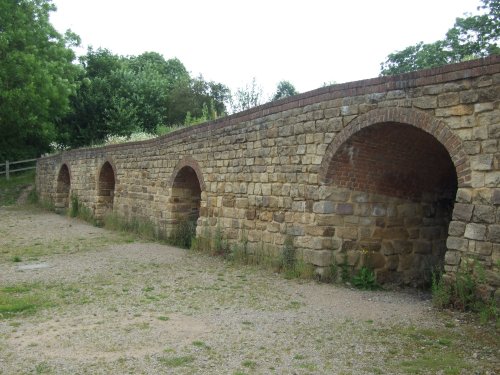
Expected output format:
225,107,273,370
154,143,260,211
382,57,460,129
55,163,71,213
95,160,116,220
318,108,470,286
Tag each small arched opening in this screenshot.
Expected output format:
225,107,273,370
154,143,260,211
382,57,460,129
55,164,71,213
323,122,458,286
168,165,203,247
96,161,116,219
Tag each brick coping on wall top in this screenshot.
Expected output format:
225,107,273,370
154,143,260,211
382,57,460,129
39,55,500,161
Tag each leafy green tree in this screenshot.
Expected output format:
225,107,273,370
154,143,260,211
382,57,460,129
380,0,499,75
0,0,81,160
272,80,298,101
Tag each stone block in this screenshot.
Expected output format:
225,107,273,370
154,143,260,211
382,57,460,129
471,154,493,171
485,172,500,187
488,224,500,243
446,236,469,251
413,96,437,109
438,92,459,107
326,190,350,202
463,141,481,155
315,214,343,226
448,221,466,236
445,250,461,266
436,104,474,116
472,204,496,223
476,241,493,256
371,204,387,217
464,223,487,240
492,189,500,205
336,227,358,240
452,203,474,221
304,249,332,267
336,203,353,215
313,201,335,214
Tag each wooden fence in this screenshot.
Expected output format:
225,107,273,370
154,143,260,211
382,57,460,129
0,158,37,180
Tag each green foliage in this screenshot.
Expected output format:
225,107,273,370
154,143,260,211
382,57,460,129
431,260,499,324
158,355,195,367
380,0,500,75
0,0,81,160
68,194,96,225
281,235,296,270
0,284,39,318
58,50,230,148
0,170,35,206
168,219,196,249
272,80,298,101
230,78,263,113
351,266,379,290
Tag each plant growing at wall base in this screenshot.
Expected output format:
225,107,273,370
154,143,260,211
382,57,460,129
168,218,196,249
351,266,379,290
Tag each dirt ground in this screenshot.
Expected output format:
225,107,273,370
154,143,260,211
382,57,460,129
0,206,498,374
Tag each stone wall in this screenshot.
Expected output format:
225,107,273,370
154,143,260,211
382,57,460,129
36,56,500,295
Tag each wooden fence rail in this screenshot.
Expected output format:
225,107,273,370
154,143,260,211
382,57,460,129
0,158,37,180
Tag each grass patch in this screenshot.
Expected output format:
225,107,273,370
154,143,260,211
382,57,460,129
158,355,195,367
0,170,35,206
0,284,41,318
242,360,257,369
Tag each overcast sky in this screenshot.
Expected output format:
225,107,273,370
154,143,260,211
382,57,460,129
50,0,481,97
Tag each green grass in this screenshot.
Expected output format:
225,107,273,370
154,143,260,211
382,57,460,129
158,355,195,367
0,284,40,318
0,170,35,206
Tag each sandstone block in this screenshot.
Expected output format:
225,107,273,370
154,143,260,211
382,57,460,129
472,204,496,223
464,223,487,240
313,201,335,214
446,236,469,251
304,249,332,267
336,203,354,215
437,92,459,107
448,221,466,236
445,250,461,266
413,96,437,109
471,154,493,171
488,224,500,243
336,227,358,240
452,203,474,221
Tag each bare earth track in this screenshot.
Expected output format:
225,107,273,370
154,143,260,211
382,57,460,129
0,207,498,374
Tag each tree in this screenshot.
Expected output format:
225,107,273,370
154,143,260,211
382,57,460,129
0,0,81,160
380,0,499,75
272,80,298,101
230,78,263,113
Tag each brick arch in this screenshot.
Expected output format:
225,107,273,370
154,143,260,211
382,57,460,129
319,108,471,188
169,156,205,191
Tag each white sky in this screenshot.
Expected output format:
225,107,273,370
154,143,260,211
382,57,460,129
50,0,481,98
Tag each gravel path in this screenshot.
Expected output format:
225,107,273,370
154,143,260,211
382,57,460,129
0,207,498,374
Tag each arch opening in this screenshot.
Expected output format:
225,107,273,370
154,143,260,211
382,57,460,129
170,166,202,224
55,164,71,213
324,122,458,286
96,161,115,219
166,165,203,248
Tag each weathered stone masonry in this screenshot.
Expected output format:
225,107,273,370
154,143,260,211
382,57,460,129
37,56,500,295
